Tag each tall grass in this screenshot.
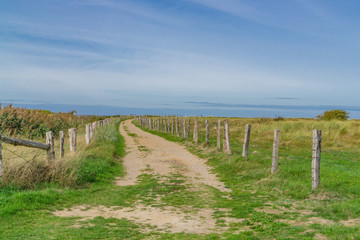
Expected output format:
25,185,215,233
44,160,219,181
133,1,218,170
0,118,124,189
0,119,125,219
0,104,98,138
188,117,360,152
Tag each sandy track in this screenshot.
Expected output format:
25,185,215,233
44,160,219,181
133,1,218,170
116,120,230,192
54,120,235,234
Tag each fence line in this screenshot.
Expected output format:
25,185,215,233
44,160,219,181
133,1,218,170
136,115,325,190
0,117,113,177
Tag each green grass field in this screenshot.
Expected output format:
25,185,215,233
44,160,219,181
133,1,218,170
1,117,360,239
135,117,360,239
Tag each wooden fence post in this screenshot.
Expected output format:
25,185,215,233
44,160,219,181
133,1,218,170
187,118,190,140
69,128,77,152
312,129,322,190
165,118,168,132
242,124,251,158
168,118,170,133
272,130,280,173
176,117,179,136
0,138,3,177
193,117,198,143
182,118,186,138
171,117,174,134
217,120,221,150
223,120,227,151
93,122,97,133
60,131,64,158
89,123,94,140
223,119,231,154
46,131,55,161
205,120,209,146
85,124,91,144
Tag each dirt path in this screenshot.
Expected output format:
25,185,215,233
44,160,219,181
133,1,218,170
116,120,230,192
54,120,237,234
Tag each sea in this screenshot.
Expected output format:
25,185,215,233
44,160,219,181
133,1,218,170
3,103,360,119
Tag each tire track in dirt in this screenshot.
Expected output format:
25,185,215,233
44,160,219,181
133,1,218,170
116,120,230,192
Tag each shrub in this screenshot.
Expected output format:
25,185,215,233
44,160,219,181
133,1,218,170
0,104,96,138
317,109,349,120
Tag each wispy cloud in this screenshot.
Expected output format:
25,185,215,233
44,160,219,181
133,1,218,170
1,0,360,110
187,0,337,36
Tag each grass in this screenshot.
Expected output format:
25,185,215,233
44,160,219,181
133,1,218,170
135,117,360,239
2,116,360,239
0,119,132,239
1,120,108,188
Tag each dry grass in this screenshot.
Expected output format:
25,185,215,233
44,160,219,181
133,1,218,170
186,117,360,152
1,127,90,188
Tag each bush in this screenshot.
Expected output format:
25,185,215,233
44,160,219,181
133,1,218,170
317,109,349,120
0,104,96,138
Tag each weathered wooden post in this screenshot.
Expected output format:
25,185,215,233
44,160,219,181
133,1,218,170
182,118,186,138
193,117,198,143
69,128,77,152
85,123,91,144
46,131,55,160
168,118,171,133
187,118,190,140
0,138,3,177
89,123,94,140
92,122,97,134
312,129,322,190
176,117,179,136
223,119,231,154
271,130,280,173
165,118,168,132
59,131,64,158
242,124,251,158
171,117,174,134
205,120,210,146
223,121,227,151
217,120,221,150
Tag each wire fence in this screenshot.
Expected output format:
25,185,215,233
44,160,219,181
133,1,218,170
136,116,360,190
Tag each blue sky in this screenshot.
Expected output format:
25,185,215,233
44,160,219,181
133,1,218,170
1,0,360,111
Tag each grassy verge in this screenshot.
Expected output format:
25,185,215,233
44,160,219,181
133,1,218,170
0,119,130,239
134,119,360,239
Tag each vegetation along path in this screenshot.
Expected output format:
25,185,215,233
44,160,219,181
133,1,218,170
54,120,237,234
4,118,360,239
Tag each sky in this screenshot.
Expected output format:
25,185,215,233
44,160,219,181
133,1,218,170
1,0,360,114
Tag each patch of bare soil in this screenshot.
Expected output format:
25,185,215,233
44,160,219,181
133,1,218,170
340,218,360,227
255,201,314,216
54,204,240,234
